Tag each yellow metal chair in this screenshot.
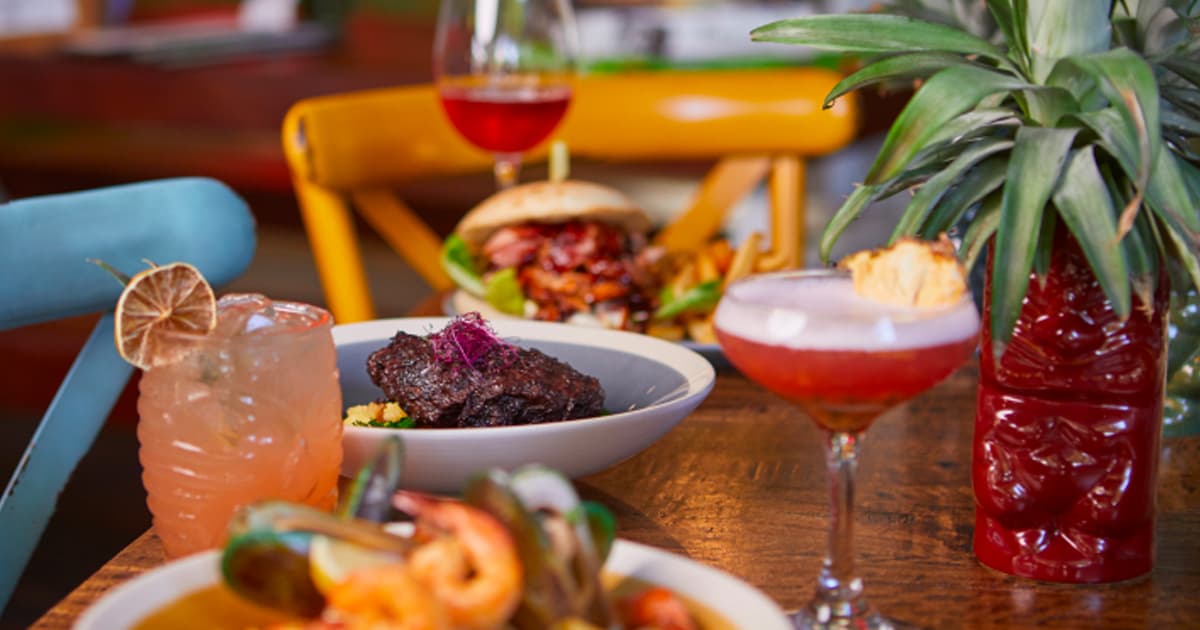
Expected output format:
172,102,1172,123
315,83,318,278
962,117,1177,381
282,69,858,324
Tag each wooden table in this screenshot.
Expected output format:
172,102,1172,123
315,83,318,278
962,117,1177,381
31,360,1200,629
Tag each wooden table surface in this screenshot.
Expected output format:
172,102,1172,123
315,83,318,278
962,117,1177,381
31,360,1200,629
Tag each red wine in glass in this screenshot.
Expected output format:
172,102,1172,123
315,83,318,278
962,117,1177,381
441,84,571,154
433,0,578,188
438,85,572,154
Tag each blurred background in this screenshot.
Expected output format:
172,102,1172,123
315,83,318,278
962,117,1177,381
0,1,908,626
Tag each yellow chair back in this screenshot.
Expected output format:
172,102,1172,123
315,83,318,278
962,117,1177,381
282,69,858,323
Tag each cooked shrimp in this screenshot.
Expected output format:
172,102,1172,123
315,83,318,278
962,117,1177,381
322,563,451,630
395,492,524,630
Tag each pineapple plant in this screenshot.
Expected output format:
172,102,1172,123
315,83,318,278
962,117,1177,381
752,0,1200,583
753,0,1200,352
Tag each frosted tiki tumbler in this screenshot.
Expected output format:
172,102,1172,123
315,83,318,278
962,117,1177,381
137,294,343,558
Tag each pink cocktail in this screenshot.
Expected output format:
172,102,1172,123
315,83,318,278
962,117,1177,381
714,270,979,628
137,294,343,559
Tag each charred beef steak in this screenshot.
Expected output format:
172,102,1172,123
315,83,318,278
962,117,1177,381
366,330,606,428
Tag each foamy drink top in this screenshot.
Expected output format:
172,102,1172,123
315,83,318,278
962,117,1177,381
714,273,979,351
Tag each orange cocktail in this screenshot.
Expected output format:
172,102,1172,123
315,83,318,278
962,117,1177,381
714,270,978,629
137,294,342,559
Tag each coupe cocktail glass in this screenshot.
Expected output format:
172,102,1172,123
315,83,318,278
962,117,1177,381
137,294,343,559
714,270,979,629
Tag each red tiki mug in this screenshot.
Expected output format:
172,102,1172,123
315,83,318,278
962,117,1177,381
974,230,1169,583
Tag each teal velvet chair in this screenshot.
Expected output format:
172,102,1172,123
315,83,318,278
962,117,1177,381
0,177,256,613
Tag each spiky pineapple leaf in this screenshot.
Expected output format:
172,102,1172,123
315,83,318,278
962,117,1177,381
1052,146,1132,318
890,137,1014,242
1032,201,1058,280
1147,144,1200,234
875,111,1016,200
1063,49,1161,183
1161,56,1200,86
1018,87,1081,126
1026,1,1112,82
1124,214,1161,311
823,52,977,108
1162,106,1200,138
750,14,1011,66
961,192,1003,273
1071,107,1141,180
925,108,1021,146
984,0,1028,69
819,184,881,264
1159,217,1200,295
865,64,1031,184
990,126,1078,352
919,157,1009,239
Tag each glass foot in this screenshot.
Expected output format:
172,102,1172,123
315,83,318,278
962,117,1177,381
790,606,919,629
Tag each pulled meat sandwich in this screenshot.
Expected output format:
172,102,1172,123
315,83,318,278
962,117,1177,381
441,180,664,332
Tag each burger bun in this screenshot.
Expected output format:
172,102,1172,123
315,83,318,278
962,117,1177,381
455,179,651,249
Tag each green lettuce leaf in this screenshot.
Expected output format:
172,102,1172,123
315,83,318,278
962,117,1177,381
484,268,526,315
440,234,485,296
654,279,721,320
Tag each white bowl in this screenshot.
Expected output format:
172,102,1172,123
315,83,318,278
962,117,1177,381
74,541,790,629
333,317,716,492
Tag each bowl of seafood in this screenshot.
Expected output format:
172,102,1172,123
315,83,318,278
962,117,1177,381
333,315,716,492
75,448,789,629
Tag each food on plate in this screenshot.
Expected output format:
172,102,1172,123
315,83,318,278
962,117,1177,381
441,154,806,344
132,440,727,629
343,402,413,429
649,233,766,344
837,235,968,308
441,179,664,332
363,313,605,428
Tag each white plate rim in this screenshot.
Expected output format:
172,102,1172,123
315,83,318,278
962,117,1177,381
333,316,716,439
74,540,790,629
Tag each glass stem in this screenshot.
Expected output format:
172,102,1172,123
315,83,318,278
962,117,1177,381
493,152,522,189
812,430,869,621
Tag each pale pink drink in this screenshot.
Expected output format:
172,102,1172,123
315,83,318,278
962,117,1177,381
137,294,343,559
714,270,978,629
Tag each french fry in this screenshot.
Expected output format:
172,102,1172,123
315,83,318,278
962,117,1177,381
671,261,697,297
647,322,686,341
755,256,788,273
724,232,763,288
708,239,734,274
685,313,718,344
695,250,720,284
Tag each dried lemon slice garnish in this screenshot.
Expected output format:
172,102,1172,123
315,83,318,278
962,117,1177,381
838,235,967,308
91,259,217,369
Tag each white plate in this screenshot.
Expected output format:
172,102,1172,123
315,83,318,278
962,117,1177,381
445,290,725,362
74,541,790,630
334,317,716,492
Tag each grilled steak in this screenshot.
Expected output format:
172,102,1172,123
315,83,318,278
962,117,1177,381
366,331,606,428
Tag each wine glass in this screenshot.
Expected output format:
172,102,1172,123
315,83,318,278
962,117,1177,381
713,269,980,629
433,0,578,188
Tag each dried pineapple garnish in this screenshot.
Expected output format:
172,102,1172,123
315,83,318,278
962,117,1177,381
838,235,967,308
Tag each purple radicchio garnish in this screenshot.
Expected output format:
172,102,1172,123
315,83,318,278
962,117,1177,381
429,312,517,371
